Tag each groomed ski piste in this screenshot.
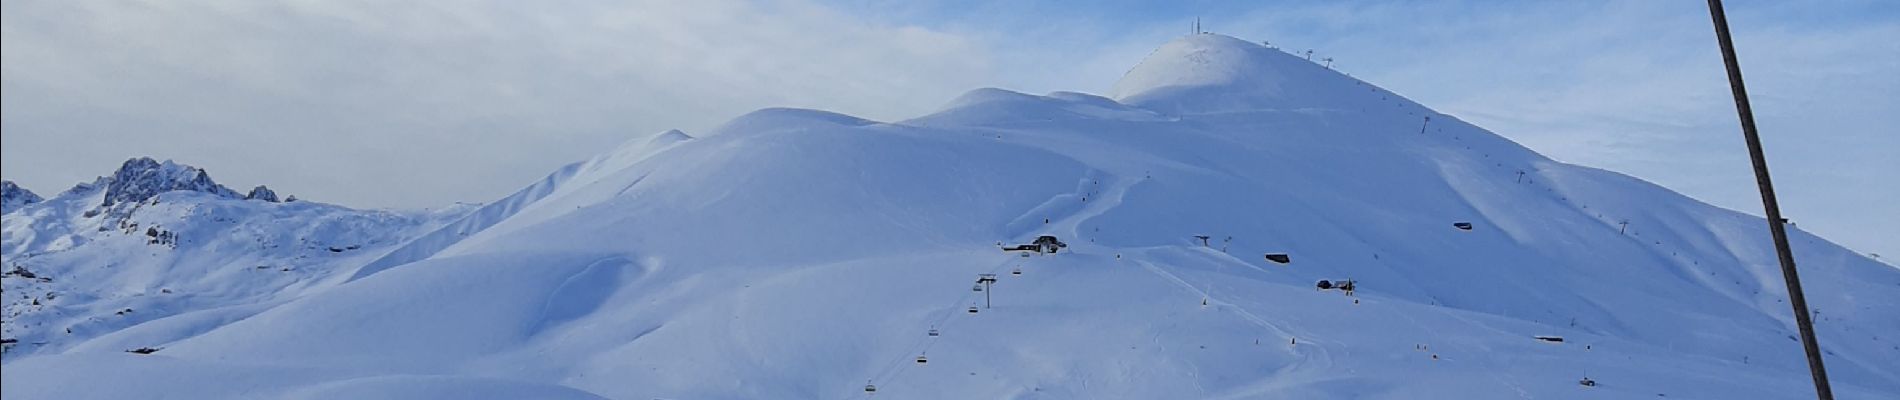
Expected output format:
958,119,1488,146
4,34,1897,399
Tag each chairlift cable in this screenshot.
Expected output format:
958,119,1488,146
862,255,1027,395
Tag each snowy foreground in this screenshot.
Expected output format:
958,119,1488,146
4,34,1897,399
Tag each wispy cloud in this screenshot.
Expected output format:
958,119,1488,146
3,0,994,207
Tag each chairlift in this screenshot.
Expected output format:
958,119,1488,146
967,307,979,314
928,329,940,337
915,354,929,364
1264,253,1291,264
973,284,984,292
1011,268,1022,276
1453,222,1474,231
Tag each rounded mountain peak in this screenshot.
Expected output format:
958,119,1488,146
1111,34,1361,114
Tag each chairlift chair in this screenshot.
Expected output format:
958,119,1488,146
1012,268,1022,275
928,329,940,337
915,355,928,364
967,307,979,314
1453,222,1474,231
972,284,984,292
865,384,877,393
1265,253,1291,264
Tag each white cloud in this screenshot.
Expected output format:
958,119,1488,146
3,0,993,208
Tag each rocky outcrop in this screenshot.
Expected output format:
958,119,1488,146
99,158,240,207
245,185,282,203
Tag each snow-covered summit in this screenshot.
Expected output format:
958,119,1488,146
709,107,877,137
1,181,42,214
100,157,241,207
649,129,694,145
1113,33,1409,115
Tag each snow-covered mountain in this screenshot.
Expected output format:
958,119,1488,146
4,34,1896,399
97,157,243,207
1,180,42,214
1,158,473,360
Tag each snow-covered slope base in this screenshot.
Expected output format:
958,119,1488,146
6,34,1896,399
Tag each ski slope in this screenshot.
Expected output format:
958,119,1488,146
4,34,1896,399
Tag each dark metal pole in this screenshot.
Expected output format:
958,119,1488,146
1705,1,1833,398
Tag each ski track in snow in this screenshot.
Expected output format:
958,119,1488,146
1127,256,1338,396
1026,171,1341,397
851,255,1021,399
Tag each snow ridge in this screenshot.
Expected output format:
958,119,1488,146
1,181,41,214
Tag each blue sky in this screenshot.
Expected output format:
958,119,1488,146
2,0,1894,259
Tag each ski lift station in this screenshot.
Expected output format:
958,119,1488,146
1002,235,1067,254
